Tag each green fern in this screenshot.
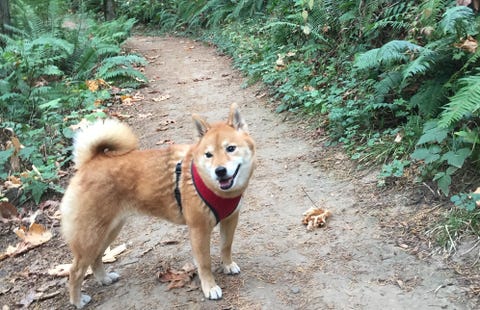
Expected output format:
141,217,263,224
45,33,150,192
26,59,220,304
354,40,424,70
374,71,402,102
438,73,480,128
419,0,448,26
96,55,148,86
409,79,448,117
439,6,475,36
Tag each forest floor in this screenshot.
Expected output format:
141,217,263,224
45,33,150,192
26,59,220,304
1,36,480,309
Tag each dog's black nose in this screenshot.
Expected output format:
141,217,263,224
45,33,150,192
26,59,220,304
215,166,227,178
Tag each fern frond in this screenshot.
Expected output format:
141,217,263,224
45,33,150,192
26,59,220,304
439,6,474,36
95,44,121,58
409,78,448,117
31,36,74,55
95,55,147,85
438,73,480,127
355,40,424,70
374,71,402,102
401,47,437,84
420,0,448,26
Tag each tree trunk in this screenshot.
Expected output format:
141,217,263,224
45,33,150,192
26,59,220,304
0,0,11,35
104,0,116,21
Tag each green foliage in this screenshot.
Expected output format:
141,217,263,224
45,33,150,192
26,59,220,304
438,72,480,128
451,193,480,212
1,1,146,206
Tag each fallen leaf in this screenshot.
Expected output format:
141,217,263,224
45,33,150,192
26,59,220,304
86,79,109,92
138,113,153,119
152,95,171,102
0,223,52,261
121,94,134,105
454,36,478,53
49,245,126,277
37,200,60,211
157,263,196,290
15,223,52,246
6,175,22,187
302,207,332,231
102,244,127,263
0,201,19,220
48,264,73,277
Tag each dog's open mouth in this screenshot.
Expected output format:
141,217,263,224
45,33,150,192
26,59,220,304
218,165,241,190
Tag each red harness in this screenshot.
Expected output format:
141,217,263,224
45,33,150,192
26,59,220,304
191,161,242,223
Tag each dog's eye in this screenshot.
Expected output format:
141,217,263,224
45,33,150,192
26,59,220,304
226,145,236,153
205,152,213,158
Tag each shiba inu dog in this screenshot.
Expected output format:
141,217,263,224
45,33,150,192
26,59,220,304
60,104,256,308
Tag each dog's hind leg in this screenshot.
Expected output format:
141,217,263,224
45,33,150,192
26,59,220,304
220,211,240,275
69,257,91,309
92,220,125,285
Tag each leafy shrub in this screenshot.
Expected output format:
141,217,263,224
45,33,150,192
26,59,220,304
0,1,146,205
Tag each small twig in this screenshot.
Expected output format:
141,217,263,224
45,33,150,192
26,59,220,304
470,249,480,267
460,238,480,256
445,225,457,254
422,182,436,196
301,187,318,208
34,290,61,301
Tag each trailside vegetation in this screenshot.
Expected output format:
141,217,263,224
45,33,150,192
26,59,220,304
0,0,146,205
117,0,480,244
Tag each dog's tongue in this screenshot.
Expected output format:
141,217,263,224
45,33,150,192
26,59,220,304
219,178,233,189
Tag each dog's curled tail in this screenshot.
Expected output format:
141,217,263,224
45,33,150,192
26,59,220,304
73,119,139,169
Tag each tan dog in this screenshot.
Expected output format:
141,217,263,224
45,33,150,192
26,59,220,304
61,104,256,308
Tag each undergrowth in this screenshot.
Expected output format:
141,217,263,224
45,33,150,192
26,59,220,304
0,1,147,205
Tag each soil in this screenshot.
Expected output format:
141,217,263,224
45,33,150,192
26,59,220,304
1,36,478,309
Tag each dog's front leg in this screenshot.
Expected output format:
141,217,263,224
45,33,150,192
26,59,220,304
220,211,240,274
189,225,222,299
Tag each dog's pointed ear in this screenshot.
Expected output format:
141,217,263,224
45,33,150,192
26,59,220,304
227,103,248,133
192,114,210,139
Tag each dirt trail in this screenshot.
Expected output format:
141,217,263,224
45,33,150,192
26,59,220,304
0,36,474,309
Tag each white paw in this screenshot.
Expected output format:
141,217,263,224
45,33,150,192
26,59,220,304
100,272,120,285
74,294,91,309
206,285,222,300
223,262,241,275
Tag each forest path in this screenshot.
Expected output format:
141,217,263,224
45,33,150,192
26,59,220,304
98,36,466,309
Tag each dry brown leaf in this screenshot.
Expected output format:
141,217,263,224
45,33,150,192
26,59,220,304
0,201,19,220
15,223,52,246
454,36,478,53
0,223,52,261
121,94,134,105
302,207,331,231
157,262,196,290
6,175,22,187
86,79,109,92
102,244,127,263
49,245,126,277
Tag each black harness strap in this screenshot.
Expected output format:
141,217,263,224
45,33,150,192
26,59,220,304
174,161,182,212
